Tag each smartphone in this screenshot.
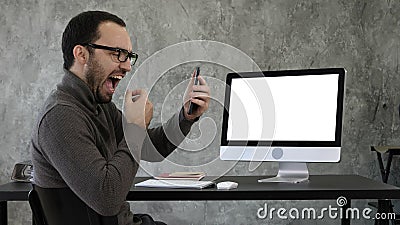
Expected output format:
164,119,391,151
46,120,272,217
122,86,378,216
188,67,200,115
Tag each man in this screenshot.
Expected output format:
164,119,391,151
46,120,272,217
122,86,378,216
30,11,210,225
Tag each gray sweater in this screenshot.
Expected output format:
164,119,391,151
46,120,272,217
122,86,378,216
30,69,195,224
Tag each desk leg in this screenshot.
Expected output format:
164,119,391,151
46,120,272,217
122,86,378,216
376,151,386,182
376,200,390,225
384,152,394,183
341,199,351,225
0,201,7,225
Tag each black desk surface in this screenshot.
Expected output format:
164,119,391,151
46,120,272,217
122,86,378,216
1,175,400,202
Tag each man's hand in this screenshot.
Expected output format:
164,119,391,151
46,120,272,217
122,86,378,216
183,69,210,120
124,89,153,128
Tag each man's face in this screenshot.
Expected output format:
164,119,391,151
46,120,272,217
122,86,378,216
84,22,133,103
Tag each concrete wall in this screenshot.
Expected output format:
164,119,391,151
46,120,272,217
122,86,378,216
1,0,400,224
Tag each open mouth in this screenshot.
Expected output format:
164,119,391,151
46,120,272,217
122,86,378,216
105,74,123,93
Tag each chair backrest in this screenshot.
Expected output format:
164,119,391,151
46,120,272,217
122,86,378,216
28,188,48,225
28,184,118,225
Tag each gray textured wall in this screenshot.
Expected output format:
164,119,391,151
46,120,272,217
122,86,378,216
1,0,400,224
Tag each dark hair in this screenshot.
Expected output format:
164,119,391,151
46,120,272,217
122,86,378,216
62,11,126,69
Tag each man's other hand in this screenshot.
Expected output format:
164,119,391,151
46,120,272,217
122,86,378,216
124,89,153,128
183,69,210,121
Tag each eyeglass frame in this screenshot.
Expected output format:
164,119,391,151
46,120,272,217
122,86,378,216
82,43,138,66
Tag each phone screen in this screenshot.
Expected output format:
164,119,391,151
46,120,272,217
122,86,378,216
188,67,200,115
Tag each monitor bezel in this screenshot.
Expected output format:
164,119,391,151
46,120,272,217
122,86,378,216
221,68,346,147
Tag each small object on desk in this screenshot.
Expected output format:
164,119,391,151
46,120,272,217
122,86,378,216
154,172,206,180
373,146,400,153
135,179,214,189
217,181,238,190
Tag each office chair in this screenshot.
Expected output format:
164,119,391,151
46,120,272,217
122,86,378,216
28,184,118,225
29,188,48,225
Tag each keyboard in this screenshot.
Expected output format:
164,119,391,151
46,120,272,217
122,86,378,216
135,179,214,189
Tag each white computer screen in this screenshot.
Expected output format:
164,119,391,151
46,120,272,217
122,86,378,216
227,74,339,142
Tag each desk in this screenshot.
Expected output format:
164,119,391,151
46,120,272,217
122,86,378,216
1,175,400,225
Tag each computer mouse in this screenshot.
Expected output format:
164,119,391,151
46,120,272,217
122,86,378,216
217,181,238,190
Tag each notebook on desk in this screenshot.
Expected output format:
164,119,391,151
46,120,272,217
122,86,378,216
153,172,206,180
135,179,214,189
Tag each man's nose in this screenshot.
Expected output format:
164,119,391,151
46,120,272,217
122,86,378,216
120,59,131,72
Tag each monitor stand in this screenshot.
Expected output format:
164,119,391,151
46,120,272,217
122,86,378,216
258,162,309,183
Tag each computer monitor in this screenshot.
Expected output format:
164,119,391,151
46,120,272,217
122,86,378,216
220,68,346,183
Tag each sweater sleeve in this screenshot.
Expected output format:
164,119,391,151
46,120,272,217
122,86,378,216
140,108,197,162
36,105,144,216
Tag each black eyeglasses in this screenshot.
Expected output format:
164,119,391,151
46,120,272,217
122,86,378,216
84,43,138,66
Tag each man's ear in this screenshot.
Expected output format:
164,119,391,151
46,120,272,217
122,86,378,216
72,45,89,65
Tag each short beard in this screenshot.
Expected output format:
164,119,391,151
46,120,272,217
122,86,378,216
85,57,112,103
